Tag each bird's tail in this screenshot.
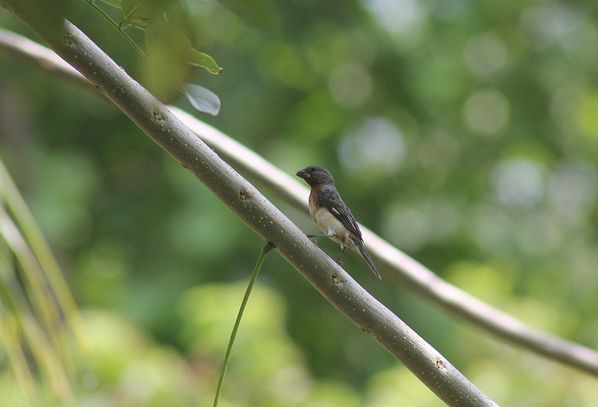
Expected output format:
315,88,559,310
356,242,382,280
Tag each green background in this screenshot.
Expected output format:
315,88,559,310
1,0,598,405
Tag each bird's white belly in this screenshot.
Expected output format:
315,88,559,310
312,207,349,244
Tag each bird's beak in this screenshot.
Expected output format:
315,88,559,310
296,169,307,179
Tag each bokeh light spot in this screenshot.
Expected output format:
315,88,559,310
463,33,508,78
361,0,427,48
338,117,405,175
328,61,373,108
491,158,545,208
464,89,510,135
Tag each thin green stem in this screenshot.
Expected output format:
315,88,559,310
82,0,145,56
213,242,274,407
0,291,37,399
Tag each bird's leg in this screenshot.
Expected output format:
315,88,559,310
335,245,347,266
307,231,335,244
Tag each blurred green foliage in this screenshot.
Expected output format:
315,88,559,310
2,0,598,405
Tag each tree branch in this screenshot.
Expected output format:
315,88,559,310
0,9,498,407
1,27,596,378
0,28,88,88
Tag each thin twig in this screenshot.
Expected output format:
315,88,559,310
82,0,145,56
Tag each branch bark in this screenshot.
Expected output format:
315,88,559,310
2,27,597,378
0,8,498,407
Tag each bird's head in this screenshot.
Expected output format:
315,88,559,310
296,165,335,186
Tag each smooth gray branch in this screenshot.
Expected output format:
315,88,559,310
0,8,497,407
1,26,596,378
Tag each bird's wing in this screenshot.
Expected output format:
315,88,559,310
315,186,363,241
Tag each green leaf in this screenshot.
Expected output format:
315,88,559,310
121,0,151,24
97,0,122,9
141,6,193,100
188,48,223,75
144,13,166,51
184,84,221,116
144,2,192,51
142,36,190,101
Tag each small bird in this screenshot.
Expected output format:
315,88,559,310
296,165,381,279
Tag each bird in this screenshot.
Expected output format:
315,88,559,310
296,165,381,279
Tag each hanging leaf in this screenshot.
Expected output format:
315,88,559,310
184,84,221,116
188,48,223,75
142,32,190,101
98,0,122,9
144,12,167,51
121,0,151,24
141,6,193,100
